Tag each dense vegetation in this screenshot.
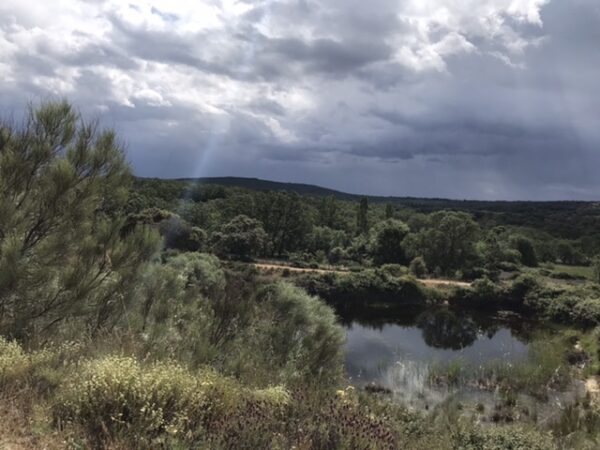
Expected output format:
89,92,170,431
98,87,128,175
131,175,600,275
2,102,600,448
128,162,600,328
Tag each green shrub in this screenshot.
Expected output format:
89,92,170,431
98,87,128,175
523,282,600,326
0,337,57,390
379,264,408,277
0,337,31,386
295,270,429,310
53,355,290,445
257,282,345,384
409,256,428,278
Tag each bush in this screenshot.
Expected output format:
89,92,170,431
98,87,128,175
53,355,290,446
523,282,600,326
295,270,429,310
409,256,428,278
256,282,345,384
328,246,346,264
0,337,32,387
449,279,506,310
0,337,56,390
449,275,540,312
379,264,408,277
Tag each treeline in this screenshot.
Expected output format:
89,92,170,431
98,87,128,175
128,178,599,279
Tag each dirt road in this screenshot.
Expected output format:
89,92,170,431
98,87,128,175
253,262,471,288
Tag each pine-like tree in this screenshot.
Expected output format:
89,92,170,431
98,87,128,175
357,197,369,235
0,101,160,338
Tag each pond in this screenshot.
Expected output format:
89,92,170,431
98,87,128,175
342,308,576,412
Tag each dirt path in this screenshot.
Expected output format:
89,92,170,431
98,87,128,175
419,279,471,288
253,262,471,288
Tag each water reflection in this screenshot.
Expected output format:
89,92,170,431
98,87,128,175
342,307,576,416
416,309,480,350
344,307,531,385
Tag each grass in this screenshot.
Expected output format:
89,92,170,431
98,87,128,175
576,327,600,377
548,264,594,281
427,333,571,399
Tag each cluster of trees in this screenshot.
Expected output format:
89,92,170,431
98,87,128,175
5,101,596,343
129,180,582,278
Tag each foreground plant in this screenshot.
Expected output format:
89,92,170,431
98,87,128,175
0,101,160,338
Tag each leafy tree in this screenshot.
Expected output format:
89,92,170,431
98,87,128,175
179,201,214,229
555,240,586,265
370,219,410,265
346,234,370,263
189,184,227,202
327,246,346,264
405,211,480,275
0,101,160,338
211,215,267,259
511,235,538,267
478,228,519,269
255,192,313,255
122,207,173,234
308,226,347,254
317,195,344,229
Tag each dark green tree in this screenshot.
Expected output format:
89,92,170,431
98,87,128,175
511,236,538,267
405,211,480,275
255,192,313,255
385,203,394,219
211,215,267,259
158,216,206,252
308,226,347,254
357,197,369,235
370,219,410,265
0,101,160,338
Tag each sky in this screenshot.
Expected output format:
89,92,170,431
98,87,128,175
0,0,599,200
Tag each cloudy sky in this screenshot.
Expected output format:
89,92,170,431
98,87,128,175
1,0,599,200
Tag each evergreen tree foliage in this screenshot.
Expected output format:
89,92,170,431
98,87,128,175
0,101,160,338
357,197,369,235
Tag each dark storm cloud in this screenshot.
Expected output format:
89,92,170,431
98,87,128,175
263,36,392,75
0,0,599,199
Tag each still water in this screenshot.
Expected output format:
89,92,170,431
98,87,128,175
343,308,535,408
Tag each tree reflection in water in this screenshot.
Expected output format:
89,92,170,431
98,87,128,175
417,309,485,350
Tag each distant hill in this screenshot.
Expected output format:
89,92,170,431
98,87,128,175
156,176,592,210
171,176,355,199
